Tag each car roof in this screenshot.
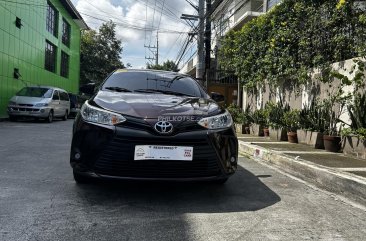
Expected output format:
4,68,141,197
113,69,191,78
26,86,67,92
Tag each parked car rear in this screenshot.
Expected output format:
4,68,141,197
7,86,70,122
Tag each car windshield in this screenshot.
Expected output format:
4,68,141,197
16,87,53,98
102,71,204,97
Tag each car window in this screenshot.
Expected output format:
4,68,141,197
16,87,53,98
102,71,204,97
52,91,59,100
60,92,69,101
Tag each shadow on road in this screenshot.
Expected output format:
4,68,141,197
74,165,281,213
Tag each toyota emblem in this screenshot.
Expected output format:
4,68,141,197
154,121,173,134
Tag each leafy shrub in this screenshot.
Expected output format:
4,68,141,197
264,100,290,129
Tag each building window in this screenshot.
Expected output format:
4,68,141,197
45,41,57,72
61,51,69,78
62,18,71,47
46,1,58,37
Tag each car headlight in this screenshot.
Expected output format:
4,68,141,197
34,103,48,107
198,110,233,129
8,101,16,106
81,101,126,125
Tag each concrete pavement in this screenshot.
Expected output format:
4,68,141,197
238,134,366,207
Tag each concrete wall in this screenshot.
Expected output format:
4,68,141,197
242,58,366,125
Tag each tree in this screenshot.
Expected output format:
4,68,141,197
146,60,180,72
80,21,125,85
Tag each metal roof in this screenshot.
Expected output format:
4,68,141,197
59,0,89,30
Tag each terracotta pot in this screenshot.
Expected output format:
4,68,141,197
263,128,270,137
323,135,341,152
287,131,298,143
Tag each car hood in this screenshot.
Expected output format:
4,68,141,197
92,90,221,119
11,96,48,105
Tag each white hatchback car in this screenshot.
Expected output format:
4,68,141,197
7,86,70,122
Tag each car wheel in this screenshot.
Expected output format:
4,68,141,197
9,116,17,122
62,111,68,121
47,110,53,123
73,171,90,184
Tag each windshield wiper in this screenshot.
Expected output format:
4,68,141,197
104,87,132,92
134,89,195,97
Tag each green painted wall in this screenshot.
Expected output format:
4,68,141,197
0,0,82,118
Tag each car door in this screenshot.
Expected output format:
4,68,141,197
51,90,60,116
59,91,70,115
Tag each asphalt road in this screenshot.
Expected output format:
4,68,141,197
1,119,366,241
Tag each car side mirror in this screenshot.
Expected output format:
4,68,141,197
210,92,225,103
79,83,96,96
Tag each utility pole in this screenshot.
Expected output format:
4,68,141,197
156,32,159,66
204,0,211,87
144,31,159,66
196,0,205,80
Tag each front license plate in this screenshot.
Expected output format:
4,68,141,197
134,145,193,161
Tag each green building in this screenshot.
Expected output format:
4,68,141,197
0,0,87,118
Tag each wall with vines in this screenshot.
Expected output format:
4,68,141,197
219,0,366,91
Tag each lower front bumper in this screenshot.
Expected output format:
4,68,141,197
70,117,238,181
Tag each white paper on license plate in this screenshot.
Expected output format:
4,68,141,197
134,145,193,161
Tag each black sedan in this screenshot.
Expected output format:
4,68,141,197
70,69,238,183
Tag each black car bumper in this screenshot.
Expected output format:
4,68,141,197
70,116,238,181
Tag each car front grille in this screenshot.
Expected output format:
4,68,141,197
9,107,40,112
94,136,221,178
18,103,34,107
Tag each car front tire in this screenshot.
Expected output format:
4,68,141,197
47,110,53,123
62,111,68,121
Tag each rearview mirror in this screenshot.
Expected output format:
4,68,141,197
210,92,225,103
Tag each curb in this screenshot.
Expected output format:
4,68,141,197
239,141,366,207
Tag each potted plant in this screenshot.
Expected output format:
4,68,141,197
242,105,253,134
341,93,366,159
320,92,350,152
250,109,266,136
301,100,326,149
265,100,290,141
283,109,300,143
227,104,245,134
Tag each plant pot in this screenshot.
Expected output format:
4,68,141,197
341,136,366,159
250,124,264,136
323,135,341,153
244,126,250,134
263,128,269,137
305,131,324,149
269,127,288,141
234,124,243,134
287,131,298,143
296,129,307,144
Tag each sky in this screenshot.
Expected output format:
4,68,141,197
70,0,198,69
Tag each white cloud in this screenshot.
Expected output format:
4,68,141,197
73,0,196,68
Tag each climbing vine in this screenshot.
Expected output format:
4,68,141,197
218,0,366,90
